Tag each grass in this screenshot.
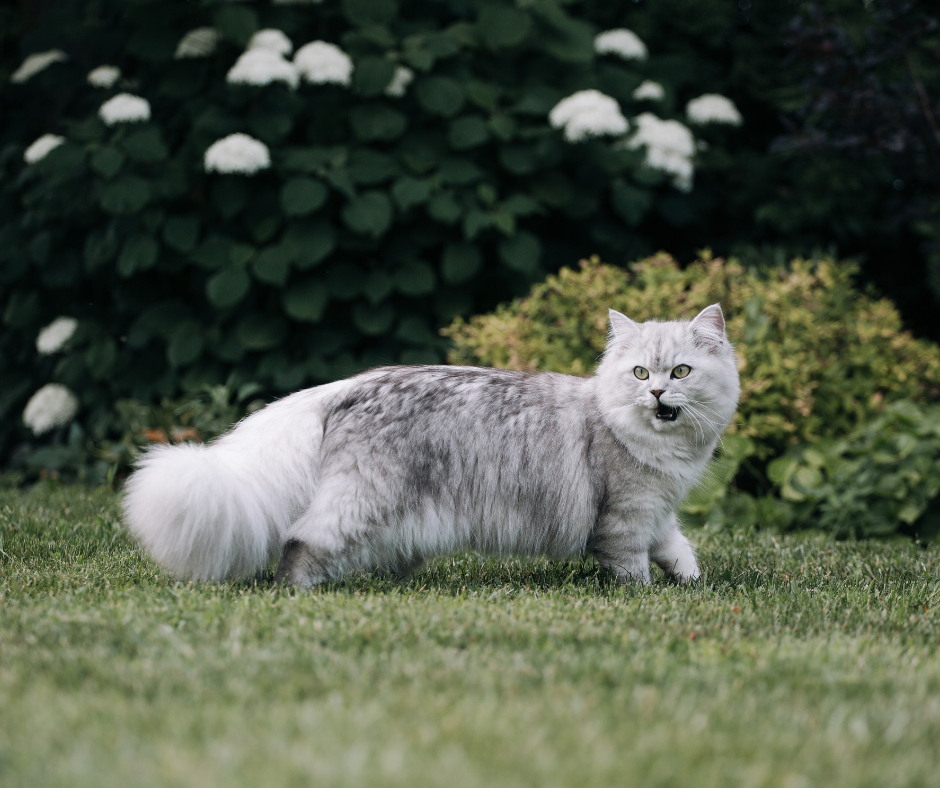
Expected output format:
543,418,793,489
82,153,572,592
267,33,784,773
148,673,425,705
1,484,939,788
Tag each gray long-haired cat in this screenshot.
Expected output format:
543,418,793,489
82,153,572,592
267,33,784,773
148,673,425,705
124,304,739,588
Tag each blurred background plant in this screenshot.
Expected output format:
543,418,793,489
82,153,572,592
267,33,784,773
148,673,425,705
1,0,938,538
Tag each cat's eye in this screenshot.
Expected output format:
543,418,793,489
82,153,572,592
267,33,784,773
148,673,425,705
671,365,691,379
633,366,649,380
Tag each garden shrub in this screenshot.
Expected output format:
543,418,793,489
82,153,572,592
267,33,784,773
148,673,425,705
0,0,754,468
446,253,940,461
766,401,940,541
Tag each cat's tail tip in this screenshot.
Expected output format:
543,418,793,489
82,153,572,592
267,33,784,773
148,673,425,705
123,442,280,582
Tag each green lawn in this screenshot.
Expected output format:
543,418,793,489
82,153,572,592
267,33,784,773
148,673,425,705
1,484,939,788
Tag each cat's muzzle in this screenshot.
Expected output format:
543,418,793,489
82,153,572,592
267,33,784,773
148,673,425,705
655,404,681,421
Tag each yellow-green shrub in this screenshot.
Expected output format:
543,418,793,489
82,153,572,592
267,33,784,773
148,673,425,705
445,253,940,461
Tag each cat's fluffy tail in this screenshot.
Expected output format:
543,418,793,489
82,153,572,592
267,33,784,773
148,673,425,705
123,386,335,582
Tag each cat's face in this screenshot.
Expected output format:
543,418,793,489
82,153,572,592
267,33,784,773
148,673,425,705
596,304,740,445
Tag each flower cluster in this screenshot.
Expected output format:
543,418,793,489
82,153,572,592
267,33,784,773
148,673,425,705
227,48,300,89
36,317,78,355
10,50,67,83
385,65,414,98
594,29,647,61
249,29,294,56
87,65,121,88
204,133,271,175
623,113,697,192
23,134,65,164
98,93,151,125
294,41,353,86
22,384,79,436
632,81,665,102
549,90,629,143
685,94,743,126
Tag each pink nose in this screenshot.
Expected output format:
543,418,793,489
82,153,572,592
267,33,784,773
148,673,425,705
651,390,664,398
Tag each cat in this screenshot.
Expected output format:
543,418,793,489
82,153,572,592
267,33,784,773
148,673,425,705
123,304,740,588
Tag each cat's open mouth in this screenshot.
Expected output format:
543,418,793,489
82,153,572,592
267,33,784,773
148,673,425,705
655,404,681,421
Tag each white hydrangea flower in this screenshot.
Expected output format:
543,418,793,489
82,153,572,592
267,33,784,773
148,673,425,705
249,29,293,56
87,65,121,88
549,90,629,143
227,49,299,89
632,80,665,102
204,133,271,175
294,41,353,86
622,112,697,192
685,94,743,126
36,317,78,355
99,93,151,126
594,29,647,61
384,65,414,98
175,27,221,59
24,134,65,164
11,49,68,83
22,383,79,435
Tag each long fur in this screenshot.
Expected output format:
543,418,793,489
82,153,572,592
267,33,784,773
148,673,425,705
123,306,740,586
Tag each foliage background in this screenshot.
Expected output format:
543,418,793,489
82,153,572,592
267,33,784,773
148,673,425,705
1,0,939,495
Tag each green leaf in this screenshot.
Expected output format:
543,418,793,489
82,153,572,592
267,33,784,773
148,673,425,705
214,5,258,46
441,242,482,284
611,182,653,227
349,104,408,141
465,80,500,111
538,17,595,63
84,338,117,380
501,194,544,216
252,246,292,287
283,278,328,322
347,149,400,184
395,315,436,345
212,179,248,220
499,145,540,175
353,56,396,96
342,191,394,237
415,77,465,117
99,175,151,215
206,269,251,309
162,215,201,254
280,178,329,217
363,271,393,303
395,261,436,296
342,0,397,26
250,112,294,144
90,147,125,179
463,209,491,239
392,177,433,211
448,115,490,150
282,221,335,269
440,158,483,184
498,231,542,274
352,302,395,336
280,146,335,173
167,320,205,367
3,290,40,328
236,314,288,350
427,192,461,224
83,226,119,272
190,235,232,270
478,5,532,49
117,234,160,278
326,264,363,300
122,127,169,163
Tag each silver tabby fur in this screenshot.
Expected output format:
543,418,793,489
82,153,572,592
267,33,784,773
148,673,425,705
124,305,740,587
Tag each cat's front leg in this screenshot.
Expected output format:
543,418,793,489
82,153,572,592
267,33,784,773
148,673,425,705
589,522,652,585
650,515,700,583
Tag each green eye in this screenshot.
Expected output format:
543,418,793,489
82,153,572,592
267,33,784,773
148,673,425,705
633,366,649,380
671,365,691,379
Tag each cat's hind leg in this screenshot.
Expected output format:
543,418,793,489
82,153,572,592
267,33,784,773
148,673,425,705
651,516,700,583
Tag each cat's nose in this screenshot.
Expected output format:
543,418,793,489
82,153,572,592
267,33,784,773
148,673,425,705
650,389,664,398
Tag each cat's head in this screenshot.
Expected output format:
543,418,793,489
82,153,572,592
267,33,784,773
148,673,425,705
595,304,740,447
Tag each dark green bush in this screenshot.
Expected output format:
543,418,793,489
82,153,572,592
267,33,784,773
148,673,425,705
1,0,754,466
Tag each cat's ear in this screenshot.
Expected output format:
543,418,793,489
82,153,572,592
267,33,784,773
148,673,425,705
690,304,726,353
608,309,641,346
